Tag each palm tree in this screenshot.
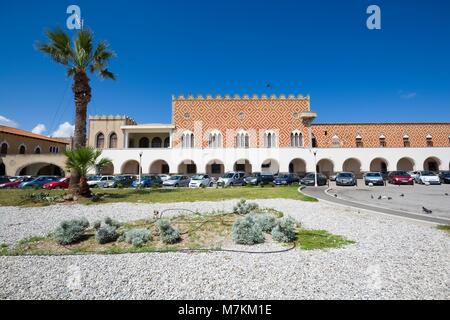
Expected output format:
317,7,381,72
36,28,115,190
64,147,112,197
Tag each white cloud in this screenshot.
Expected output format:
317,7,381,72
32,124,47,135
399,91,417,100
0,115,18,127
52,122,75,137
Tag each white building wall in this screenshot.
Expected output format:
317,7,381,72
96,147,450,175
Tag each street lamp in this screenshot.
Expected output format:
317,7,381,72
310,148,318,187
138,151,143,184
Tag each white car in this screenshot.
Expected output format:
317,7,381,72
158,174,171,181
87,175,115,188
408,171,420,180
189,174,213,188
415,171,441,185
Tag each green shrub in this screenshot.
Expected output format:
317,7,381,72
232,215,265,245
249,213,276,233
96,225,119,244
125,228,151,247
104,217,121,228
54,218,89,245
156,219,181,244
233,199,259,215
271,217,297,243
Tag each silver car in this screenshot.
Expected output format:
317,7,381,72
217,172,246,187
363,172,384,186
88,175,115,188
162,175,190,187
189,174,213,188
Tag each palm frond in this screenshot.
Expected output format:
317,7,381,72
64,147,112,177
99,69,116,80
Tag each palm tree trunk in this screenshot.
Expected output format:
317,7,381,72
79,176,92,198
69,71,92,193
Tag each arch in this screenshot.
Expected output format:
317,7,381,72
317,159,334,177
233,159,252,174
150,159,170,174
311,134,318,148
208,130,222,148
342,158,362,178
100,163,114,175
121,160,140,175
397,157,415,171
423,157,441,172
164,137,170,148
139,137,149,148
235,131,249,148
109,132,118,148
151,137,162,148
178,159,197,175
17,162,64,176
264,131,277,148
18,144,26,154
331,134,341,148
289,158,306,174
370,157,389,173
1,142,8,155
96,132,105,149
261,158,279,174
34,146,41,154
205,159,224,177
181,131,194,148
290,130,303,147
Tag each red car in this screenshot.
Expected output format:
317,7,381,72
43,177,70,189
387,171,414,185
0,176,34,189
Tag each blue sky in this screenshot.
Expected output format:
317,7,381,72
0,0,449,136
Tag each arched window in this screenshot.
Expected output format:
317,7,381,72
34,147,41,154
151,137,162,148
426,134,433,147
355,135,363,148
290,131,303,147
181,132,194,148
331,134,341,148
139,137,149,148
379,134,387,147
49,146,53,153
0,142,8,155
208,131,222,148
311,134,318,148
403,135,410,148
96,132,105,149
109,132,118,148
164,137,170,148
235,131,249,148
264,131,277,148
19,145,26,154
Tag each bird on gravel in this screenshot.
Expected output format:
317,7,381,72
371,195,374,199
388,197,392,200
400,194,405,197
422,207,433,214
334,194,338,198
445,193,449,196
378,195,382,200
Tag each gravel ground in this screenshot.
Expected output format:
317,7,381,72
0,199,449,300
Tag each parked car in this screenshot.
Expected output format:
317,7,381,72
132,175,163,188
439,171,450,184
87,175,115,188
244,172,273,185
408,171,420,181
335,172,357,186
43,177,70,190
0,176,34,189
189,174,213,188
162,175,190,187
158,174,171,182
387,171,414,185
299,173,328,186
415,171,441,185
363,172,384,186
0,176,10,184
273,173,299,185
217,172,247,187
18,176,60,189
111,175,136,188
7,176,21,182
329,173,338,182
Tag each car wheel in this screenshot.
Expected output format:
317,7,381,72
55,186,62,189
209,182,213,187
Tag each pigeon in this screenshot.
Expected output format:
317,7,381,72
445,193,449,196
334,194,338,198
378,195,382,200
388,197,392,200
371,195,374,199
422,207,432,214
400,194,405,197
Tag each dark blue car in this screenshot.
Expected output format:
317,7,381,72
19,176,60,189
132,175,163,188
274,173,300,185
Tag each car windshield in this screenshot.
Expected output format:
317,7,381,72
168,176,181,180
304,174,315,179
88,176,100,181
366,173,381,177
58,178,66,182
191,175,205,180
223,173,235,178
443,172,450,177
394,171,409,176
338,173,353,178
278,174,289,178
422,171,435,176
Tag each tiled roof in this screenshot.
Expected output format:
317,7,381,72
0,126,69,144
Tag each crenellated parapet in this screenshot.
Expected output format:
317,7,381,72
172,94,310,101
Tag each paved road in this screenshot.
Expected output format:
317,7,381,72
302,185,450,225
